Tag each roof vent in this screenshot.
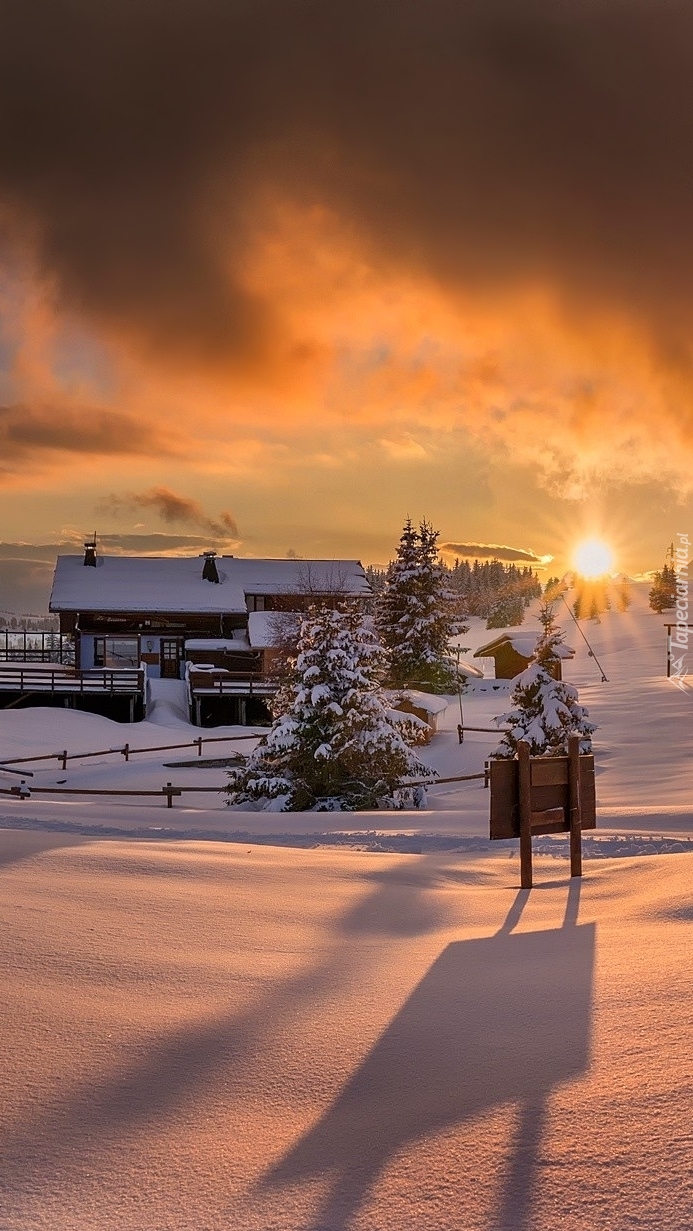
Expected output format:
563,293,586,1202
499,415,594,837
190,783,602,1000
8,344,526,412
83,536,97,567
202,550,220,584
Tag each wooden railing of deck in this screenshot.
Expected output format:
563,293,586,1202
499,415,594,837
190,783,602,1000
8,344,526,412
0,665,145,694
188,670,276,696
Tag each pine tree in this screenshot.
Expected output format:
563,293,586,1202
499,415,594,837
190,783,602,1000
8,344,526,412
493,605,595,758
616,577,632,612
486,590,525,629
226,603,435,811
649,562,677,613
376,518,459,693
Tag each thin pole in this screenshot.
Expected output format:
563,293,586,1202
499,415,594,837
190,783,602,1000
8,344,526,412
559,595,608,682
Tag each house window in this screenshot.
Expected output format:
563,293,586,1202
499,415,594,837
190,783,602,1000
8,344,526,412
247,595,266,612
93,637,140,668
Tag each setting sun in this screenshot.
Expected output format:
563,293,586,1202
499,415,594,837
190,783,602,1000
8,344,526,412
572,537,615,578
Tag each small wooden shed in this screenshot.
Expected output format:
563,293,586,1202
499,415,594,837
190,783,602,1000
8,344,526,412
392,690,450,735
474,633,574,681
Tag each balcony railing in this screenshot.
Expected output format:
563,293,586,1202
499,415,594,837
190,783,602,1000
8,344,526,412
0,665,145,695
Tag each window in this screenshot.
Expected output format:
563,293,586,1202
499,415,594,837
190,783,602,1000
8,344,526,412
93,637,140,668
247,595,266,612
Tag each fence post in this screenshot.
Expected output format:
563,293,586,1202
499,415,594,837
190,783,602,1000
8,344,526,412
165,782,174,808
60,749,68,771
568,733,583,879
196,737,203,756
457,723,464,744
123,743,130,762
517,740,533,890
484,760,490,789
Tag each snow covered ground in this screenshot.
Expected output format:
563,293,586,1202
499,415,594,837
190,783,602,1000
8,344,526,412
0,582,692,1229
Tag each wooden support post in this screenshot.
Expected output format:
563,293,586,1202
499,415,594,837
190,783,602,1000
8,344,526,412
568,733,583,878
517,740,533,889
457,722,464,744
165,782,173,808
60,749,68,771
196,737,203,757
484,760,490,789
123,742,130,762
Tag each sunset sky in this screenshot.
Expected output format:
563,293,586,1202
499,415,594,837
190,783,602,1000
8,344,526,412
2,0,693,611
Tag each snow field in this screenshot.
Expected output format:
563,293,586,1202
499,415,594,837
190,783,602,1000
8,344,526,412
0,836,692,1230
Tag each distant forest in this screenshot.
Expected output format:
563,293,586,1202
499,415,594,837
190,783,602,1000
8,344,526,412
366,558,542,628
0,613,59,631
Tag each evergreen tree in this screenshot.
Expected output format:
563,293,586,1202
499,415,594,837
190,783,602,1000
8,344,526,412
376,519,459,693
493,605,595,758
649,562,677,613
616,577,632,612
573,578,611,621
226,603,434,811
486,591,525,629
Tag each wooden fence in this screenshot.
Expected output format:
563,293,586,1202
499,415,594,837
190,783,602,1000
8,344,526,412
1,731,264,770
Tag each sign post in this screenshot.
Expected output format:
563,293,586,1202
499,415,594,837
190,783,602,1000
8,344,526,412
490,734,595,888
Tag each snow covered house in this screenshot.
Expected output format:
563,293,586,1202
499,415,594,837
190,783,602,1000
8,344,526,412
43,545,370,725
473,632,574,681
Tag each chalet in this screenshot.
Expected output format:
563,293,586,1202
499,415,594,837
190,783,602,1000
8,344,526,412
43,546,371,718
473,632,574,681
38,545,370,725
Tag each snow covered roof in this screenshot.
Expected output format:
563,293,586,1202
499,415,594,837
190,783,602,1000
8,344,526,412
398,689,450,715
49,555,370,614
473,632,575,660
184,637,250,651
456,657,485,679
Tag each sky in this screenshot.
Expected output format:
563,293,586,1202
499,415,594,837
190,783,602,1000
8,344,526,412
2,0,693,611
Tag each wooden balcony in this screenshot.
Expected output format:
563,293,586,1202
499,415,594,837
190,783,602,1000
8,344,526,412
0,664,145,695
187,668,276,698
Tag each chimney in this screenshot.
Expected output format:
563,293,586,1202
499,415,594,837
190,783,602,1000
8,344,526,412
202,550,220,584
83,536,97,567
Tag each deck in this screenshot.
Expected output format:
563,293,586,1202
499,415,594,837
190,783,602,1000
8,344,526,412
186,668,276,726
0,664,146,720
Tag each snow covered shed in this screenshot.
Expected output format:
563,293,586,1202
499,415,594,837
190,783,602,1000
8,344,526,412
473,632,574,680
392,689,449,735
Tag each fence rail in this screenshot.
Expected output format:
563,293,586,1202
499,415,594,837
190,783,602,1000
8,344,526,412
1,731,264,769
0,768,491,806
0,782,223,807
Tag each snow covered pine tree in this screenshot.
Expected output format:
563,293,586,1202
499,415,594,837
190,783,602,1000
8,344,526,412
493,605,595,758
226,603,435,811
376,518,459,693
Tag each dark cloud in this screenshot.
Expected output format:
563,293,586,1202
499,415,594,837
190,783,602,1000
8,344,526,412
440,542,548,563
99,487,238,539
0,404,165,461
2,2,693,369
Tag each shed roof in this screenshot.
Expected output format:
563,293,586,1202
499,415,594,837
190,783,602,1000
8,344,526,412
49,555,370,615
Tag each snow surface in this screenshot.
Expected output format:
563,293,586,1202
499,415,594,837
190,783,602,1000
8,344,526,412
1,838,692,1230
0,582,692,1228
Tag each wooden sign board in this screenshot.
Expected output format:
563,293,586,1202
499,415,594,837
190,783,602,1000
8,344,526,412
489,753,596,840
